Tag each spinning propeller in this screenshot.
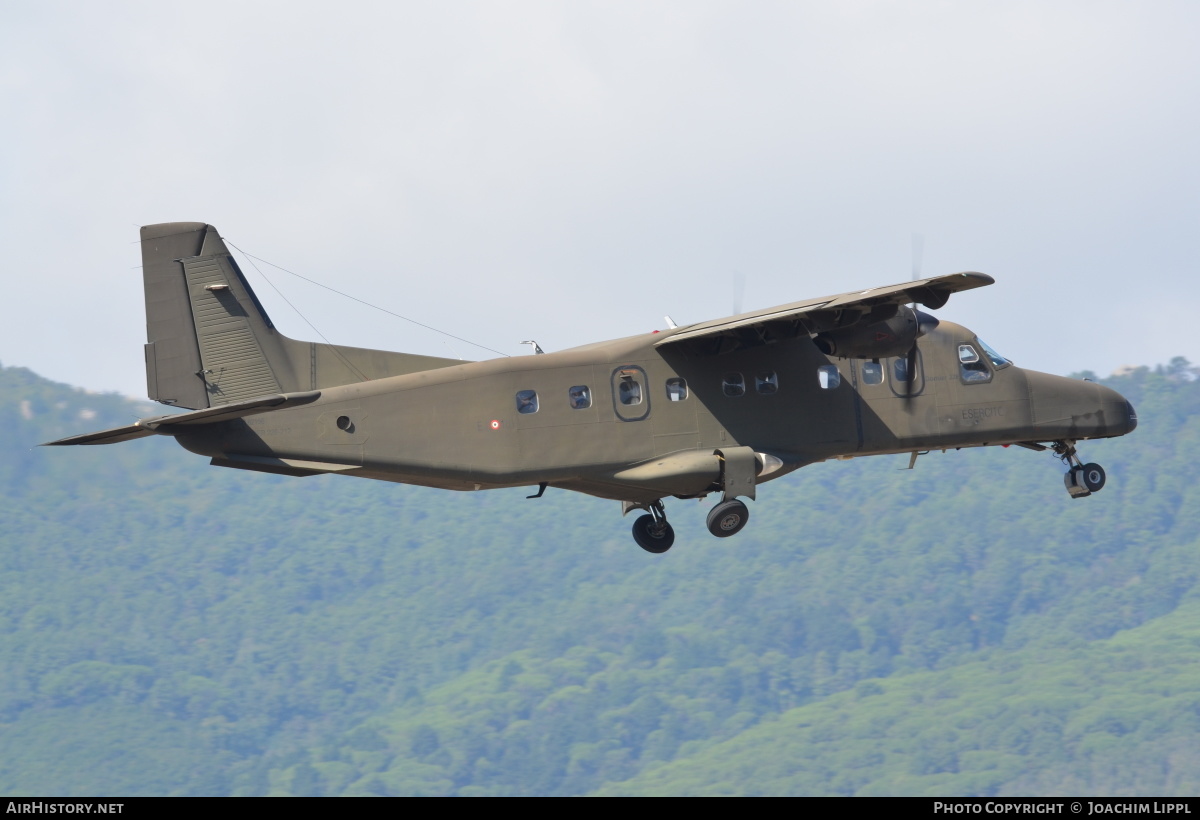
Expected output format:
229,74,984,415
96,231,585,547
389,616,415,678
904,233,933,401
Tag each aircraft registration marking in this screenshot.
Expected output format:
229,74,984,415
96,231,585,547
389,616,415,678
962,406,1006,421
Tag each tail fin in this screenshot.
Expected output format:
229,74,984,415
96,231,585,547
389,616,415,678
141,222,464,409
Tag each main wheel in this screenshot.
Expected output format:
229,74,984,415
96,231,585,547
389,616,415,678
706,499,750,538
632,514,675,553
1081,462,1106,493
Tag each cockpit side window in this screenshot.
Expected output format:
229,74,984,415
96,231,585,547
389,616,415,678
958,344,992,384
976,337,1011,369
723,373,746,397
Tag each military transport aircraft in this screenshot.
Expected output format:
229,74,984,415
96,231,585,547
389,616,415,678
47,222,1138,553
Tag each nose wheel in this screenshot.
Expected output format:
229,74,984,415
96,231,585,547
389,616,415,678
1080,462,1106,492
1054,441,1106,499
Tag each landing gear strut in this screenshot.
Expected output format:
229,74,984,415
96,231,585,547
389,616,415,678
1053,440,1106,499
631,501,675,554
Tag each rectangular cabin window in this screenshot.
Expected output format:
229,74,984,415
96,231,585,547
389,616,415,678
665,377,688,402
516,389,539,414
723,373,745,397
893,357,911,383
818,365,841,390
755,371,779,395
568,385,591,409
862,361,884,385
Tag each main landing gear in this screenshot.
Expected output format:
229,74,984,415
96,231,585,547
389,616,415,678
627,445,761,553
627,497,752,554
631,501,675,554
1053,440,1107,499
706,499,749,538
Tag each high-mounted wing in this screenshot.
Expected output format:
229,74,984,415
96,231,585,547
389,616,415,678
43,391,321,446
656,272,993,356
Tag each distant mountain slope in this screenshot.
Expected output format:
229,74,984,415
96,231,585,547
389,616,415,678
594,600,1200,796
1,360,1196,795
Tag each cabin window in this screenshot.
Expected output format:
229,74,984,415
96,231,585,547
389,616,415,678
723,373,746,397
755,371,779,395
862,361,884,385
818,365,840,390
618,378,643,406
612,366,650,421
958,344,992,383
893,357,911,383
568,385,591,409
515,389,539,414
665,378,688,402
977,337,1011,369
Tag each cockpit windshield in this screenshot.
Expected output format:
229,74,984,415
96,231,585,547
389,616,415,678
976,337,1011,369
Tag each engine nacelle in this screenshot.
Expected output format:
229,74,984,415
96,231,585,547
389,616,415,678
812,306,920,359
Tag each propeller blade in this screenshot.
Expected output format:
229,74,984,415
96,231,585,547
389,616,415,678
905,343,918,400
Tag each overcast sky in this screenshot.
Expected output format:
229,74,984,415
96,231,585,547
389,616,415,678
3,1,1197,398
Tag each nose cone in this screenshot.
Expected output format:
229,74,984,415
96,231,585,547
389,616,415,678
1123,398,1138,434
1026,372,1138,440
1096,383,1137,437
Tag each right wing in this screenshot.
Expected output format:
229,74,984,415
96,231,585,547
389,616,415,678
656,272,993,354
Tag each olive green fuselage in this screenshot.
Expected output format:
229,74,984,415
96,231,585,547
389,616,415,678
176,319,1135,504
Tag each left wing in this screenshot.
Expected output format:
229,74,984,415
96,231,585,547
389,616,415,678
656,272,993,354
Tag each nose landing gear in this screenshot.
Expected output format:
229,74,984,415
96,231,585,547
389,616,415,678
1054,440,1106,499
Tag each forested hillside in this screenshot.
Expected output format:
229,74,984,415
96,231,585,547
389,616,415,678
0,359,1196,795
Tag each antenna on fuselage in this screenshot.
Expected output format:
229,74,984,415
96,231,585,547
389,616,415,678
521,340,545,355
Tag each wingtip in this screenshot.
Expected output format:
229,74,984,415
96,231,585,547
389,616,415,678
957,271,995,285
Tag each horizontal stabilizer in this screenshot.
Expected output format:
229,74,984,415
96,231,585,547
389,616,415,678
43,391,321,446
142,391,320,430
43,425,157,446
